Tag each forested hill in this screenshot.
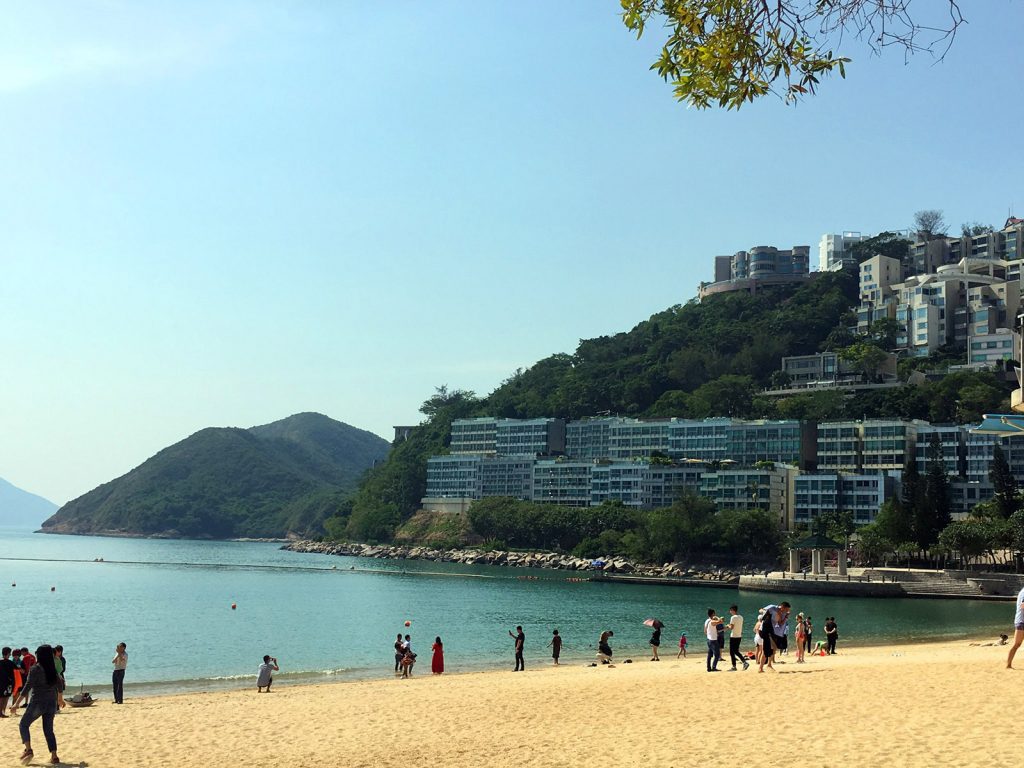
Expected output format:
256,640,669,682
485,271,857,419
41,413,390,539
340,271,1013,542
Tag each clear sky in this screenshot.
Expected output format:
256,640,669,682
1,1,1021,505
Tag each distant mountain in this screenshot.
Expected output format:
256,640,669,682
41,413,391,539
0,478,58,529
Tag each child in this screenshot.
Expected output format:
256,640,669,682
400,649,415,678
548,629,562,665
676,632,687,658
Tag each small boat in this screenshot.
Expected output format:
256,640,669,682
68,686,95,708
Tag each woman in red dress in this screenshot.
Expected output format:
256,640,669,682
431,637,444,675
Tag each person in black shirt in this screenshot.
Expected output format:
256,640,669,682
0,646,15,717
509,626,525,671
825,617,839,654
650,626,661,661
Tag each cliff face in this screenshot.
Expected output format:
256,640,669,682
41,413,390,539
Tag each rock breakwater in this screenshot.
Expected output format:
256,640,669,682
282,540,741,583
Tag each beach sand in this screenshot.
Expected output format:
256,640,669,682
10,640,1020,768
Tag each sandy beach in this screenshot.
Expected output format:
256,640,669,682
9,639,1019,768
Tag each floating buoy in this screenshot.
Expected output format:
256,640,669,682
231,603,237,610
50,586,55,592
404,620,411,627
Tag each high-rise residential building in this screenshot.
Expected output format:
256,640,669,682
425,455,483,498
479,457,535,499
566,417,622,460
698,245,811,300
495,418,565,456
698,465,794,528
608,419,672,460
816,420,923,475
816,422,861,472
968,329,1019,366
666,418,731,462
820,232,868,272
914,424,967,476
965,432,1024,485
532,459,593,507
861,420,924,474
664,419,815,467
888,258,1019,356
449,417,499,455
449,417,565,457
791,474,896,527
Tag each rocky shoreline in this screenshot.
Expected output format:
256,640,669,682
281,540,743,582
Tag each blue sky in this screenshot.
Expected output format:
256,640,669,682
1,1,1021,505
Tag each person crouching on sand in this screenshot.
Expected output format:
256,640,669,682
257,655,279,692
597,631,614,666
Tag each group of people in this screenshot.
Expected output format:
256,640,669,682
0,644,68,765
490,606,842,674
392,634,445,678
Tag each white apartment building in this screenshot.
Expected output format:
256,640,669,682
820,232,869,272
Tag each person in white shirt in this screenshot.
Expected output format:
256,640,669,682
1006,586,1024,668
726,605,748,671
704,609,723,672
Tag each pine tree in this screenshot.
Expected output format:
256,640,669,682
990,443,1019,519
902,453,926,551
919,434,952,551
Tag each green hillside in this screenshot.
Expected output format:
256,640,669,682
42,413,390,539
340,273,1013,541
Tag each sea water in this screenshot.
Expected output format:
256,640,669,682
0,529,1011,697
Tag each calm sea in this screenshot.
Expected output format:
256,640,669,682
0,528,1011,697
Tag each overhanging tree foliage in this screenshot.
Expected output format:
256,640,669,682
621,0,966,109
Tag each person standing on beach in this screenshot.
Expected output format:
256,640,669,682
403,635,415,675
753,609,766,668
112,642,127,704
795,614,807,663
53,646,66,710
758,602,790,673
715,612,726,663
20,649,35,674
825,617,839,654
597,630,614,666
726,605,748,671
1006,586,1024,668
650,625,661,661
548,630,562,665
704,609,722,672
9,644,60,765
509,626,525,671
431,637,444,675
11,650,23,702
676,633,687,659
804,616,813,655
394,633,405,673
257,655,279,692
0,647,14,717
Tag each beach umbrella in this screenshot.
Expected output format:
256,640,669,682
643,618,664,629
